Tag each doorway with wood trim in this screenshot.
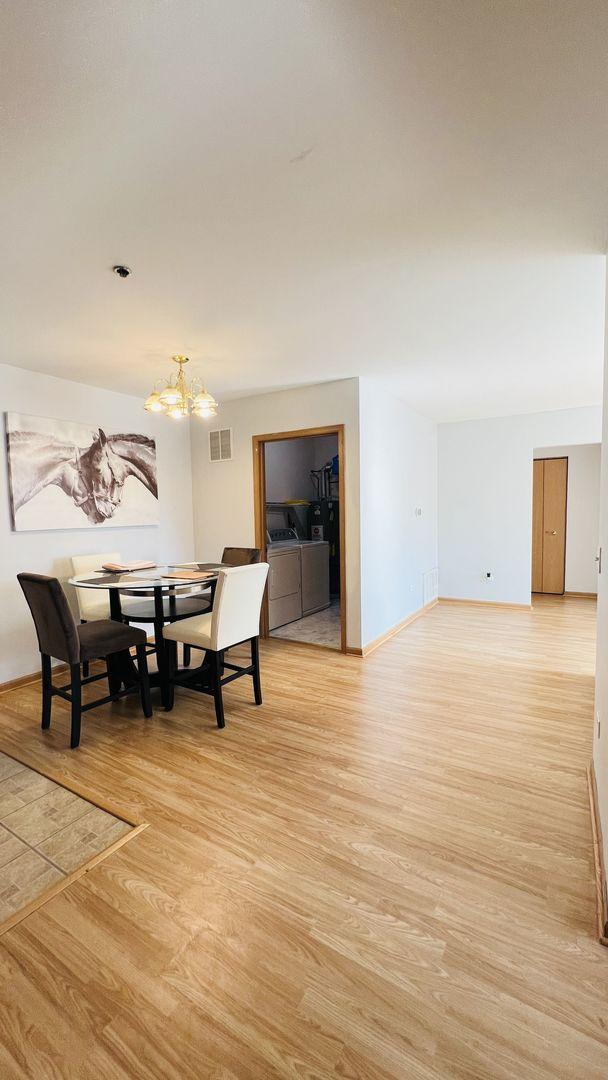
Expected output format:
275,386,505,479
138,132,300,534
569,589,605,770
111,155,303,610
532,456,568,594
532,445,601,599
253,426,346,652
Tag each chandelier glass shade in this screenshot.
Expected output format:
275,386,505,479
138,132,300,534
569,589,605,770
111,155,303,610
144,356,218,419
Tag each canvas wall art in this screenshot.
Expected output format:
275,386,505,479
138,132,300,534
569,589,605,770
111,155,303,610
5,412,159,531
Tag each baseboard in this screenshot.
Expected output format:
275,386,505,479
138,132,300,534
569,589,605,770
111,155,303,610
565,591,598,599
347,599,438,658
587,761,608,946
0,663,69,695
438,597,532,610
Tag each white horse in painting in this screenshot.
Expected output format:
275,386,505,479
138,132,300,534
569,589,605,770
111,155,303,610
7,428,157,525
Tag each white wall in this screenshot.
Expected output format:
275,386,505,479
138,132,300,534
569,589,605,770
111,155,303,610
438,406,602,605
264,434,337,503
359,378,438,647
0,363,195,682
265,438,313,503
310,435,339,471
534,444,600,594
594,268,608,878
190,378,361,648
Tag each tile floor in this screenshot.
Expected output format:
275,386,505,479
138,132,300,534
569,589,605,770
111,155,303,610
0,751,132,925
270,598,341,648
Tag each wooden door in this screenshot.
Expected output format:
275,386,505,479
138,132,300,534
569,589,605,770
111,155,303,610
531,457,568,594
542,458,568,592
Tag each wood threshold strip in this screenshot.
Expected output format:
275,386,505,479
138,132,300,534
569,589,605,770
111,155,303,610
0,823,148,938
0,742,149,937
587,760,608,946
0,741,146,827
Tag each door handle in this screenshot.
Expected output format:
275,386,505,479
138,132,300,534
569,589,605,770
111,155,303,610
545,530,557,535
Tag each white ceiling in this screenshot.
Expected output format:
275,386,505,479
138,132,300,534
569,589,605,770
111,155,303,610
1,0,607,420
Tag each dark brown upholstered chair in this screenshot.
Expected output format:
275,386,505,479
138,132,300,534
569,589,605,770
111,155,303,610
18,573,152,748
222,547,261,566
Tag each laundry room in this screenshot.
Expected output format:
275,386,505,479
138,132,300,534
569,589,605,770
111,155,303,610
264,432,341,649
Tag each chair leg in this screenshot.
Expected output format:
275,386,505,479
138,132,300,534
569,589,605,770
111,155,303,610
154,615,171,711
70,663,82,749
136,644,153,718
106,654,121,698
183,644,191,667
164,641,176,712
81,622,89,678
211,650,225,729
251,636,262,705
41,654,52,730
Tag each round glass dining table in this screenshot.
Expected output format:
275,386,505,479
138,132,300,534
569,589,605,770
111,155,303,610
68,565,221,705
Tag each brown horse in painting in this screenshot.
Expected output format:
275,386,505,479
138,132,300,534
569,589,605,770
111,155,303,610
7,428,157,525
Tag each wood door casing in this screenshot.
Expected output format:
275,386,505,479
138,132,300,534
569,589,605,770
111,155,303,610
531,457,568,595
252,425,347,651
532,459,544,593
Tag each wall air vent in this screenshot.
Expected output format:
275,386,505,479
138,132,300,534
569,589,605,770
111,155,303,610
209,428,233,462
423,568,439,606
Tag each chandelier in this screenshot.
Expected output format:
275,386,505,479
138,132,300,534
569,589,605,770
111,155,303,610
143,355,218,419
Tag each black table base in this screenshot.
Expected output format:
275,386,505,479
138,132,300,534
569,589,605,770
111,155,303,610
106,583,214,708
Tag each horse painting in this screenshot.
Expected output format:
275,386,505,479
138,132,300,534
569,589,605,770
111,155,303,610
5,414,158,531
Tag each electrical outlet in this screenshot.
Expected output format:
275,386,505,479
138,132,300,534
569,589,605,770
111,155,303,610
485,571,492,580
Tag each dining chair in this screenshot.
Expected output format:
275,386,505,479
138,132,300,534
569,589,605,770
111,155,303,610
178,547,261,668
71,552,152,674
18,573,152,748
71,552,120,621
120,590,214,671
120,552,260,668
221,547,261,566
162,563,269,728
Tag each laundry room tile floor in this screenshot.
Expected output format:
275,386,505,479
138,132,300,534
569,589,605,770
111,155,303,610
270,599,341,648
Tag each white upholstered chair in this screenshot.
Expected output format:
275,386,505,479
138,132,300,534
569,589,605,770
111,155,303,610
163,562,269,727
71,551,152,674
71,552,151,618
71,552,122,677
71,552,120,621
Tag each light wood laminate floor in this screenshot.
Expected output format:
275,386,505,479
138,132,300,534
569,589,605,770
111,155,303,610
0,595,605,1078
